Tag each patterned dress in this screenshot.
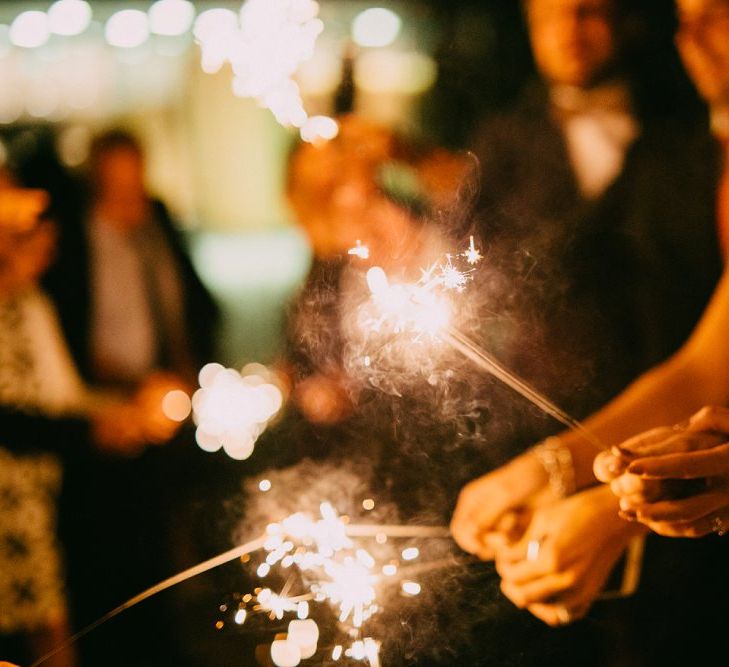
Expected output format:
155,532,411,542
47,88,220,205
0,287,86,633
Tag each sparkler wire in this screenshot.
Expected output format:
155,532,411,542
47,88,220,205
30,525,450,666
440,326,606,451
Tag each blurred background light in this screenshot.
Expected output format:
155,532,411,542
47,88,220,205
0,0,449,362
355,50,436,94
26,80,61,118
10,10,50,48
57,124,91,166
148,0,195,37
193,7,237,44
351,7,401,48
0,24,11,57
105,9,149,48
48,0,92,37
300,114,338,142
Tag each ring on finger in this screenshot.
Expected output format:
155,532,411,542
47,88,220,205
555,605,572,625
526,537,543,562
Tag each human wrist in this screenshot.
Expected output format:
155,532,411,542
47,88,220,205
530,436,576,499
592,485,648,541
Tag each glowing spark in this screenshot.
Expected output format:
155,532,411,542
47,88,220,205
401,581,421,596
195,0,336,142
401,547,419,561
234,608,247,624
438,255,469,292
161,389,192,422
259,479,272,492
462,235,483,265
365,266,452,336
192,362,284,460
360,249,605,449
348,240,370,260
257,588,299,619
362,498,375,511
244,504,386,664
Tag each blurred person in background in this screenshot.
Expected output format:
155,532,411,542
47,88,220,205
285,114,472,430
470,0,720,427
0,163,180,666
281,116,513,665
14,127,218,666
46,129,217,387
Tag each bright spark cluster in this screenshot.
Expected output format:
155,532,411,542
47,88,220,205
192,362,284,460
194,0,338,143
362,236,482,337
231,500,426,666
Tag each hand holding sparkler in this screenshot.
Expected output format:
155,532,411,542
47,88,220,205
450,454,555,559
89,372,188,455
594,406,729,538
494,485,645,627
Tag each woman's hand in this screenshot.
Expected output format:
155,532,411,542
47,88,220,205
90,372,188,455
494,485,644,626
450,452,552,560
594,406,729,538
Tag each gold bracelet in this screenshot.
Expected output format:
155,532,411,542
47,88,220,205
531,436,576,498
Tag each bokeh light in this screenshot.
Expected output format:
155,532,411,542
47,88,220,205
148,0,195,37
10,11,51,49
351,7,402,48
105,9,149,49
192,362,285,460
48,0,92,37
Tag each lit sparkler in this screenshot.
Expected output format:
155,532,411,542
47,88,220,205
242,502,401,665
190,362,285,460
194,0,338,143
29,498,450,667
362,238,605,450
462,235,483,265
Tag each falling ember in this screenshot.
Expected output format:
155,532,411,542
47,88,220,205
348,240,370,260
401,547,419,561
401,581,421,596
462,235,483,265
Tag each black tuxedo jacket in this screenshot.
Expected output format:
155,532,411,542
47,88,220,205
468,83,723,438
42,198,219,383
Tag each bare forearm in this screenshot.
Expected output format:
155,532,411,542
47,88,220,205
559,269,729,488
